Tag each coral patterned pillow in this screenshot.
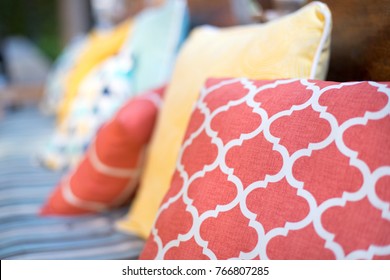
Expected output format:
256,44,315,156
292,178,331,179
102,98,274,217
140,78,390,260
41,86,165,215
119,1,332,240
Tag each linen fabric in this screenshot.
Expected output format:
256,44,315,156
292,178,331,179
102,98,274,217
140,78,390,259
118,1,332,239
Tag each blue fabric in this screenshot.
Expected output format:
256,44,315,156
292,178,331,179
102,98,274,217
0,107,144,259
131,0,190,93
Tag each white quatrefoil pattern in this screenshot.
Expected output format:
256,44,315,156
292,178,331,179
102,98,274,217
141,78,390,260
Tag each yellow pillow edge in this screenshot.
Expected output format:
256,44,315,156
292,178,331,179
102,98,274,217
118,1,332,240
57,18,134,124
308,1,332,80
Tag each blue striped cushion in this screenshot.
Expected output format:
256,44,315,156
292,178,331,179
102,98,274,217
0,107,144,259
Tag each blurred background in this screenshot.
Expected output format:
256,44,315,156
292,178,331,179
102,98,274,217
0,0,92,98
0,0,307,90
0,0,66,61
0,0,280,59
1,0,388,97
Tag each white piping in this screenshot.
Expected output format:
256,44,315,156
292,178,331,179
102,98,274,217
309,1,332,79
89,143,138,178
62,176,108,212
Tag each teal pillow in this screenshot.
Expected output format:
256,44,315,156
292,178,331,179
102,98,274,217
131,0,189,93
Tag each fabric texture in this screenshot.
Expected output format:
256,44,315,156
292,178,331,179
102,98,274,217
0,108,144,260
40,0,189,170
118,1,332,239
139,78,390,260
41,86,165,215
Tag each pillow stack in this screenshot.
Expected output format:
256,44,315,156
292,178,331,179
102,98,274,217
118,1,332,240
40,0,189,170
38,0,390,260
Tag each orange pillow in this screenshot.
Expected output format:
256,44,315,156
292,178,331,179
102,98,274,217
41,86,165,215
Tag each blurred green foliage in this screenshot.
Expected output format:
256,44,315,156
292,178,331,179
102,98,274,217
0,0,61,61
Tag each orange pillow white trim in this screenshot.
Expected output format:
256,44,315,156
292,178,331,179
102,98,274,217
41,86,166,215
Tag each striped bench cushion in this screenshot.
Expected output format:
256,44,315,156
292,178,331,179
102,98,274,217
0,107,144,259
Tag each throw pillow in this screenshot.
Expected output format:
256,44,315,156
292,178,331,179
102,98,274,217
41,86,165,215
117,1,332,239
40,0,189,170
140,78,390,259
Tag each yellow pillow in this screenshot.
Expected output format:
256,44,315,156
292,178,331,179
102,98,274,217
57,19,134,123
117,1,332,239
